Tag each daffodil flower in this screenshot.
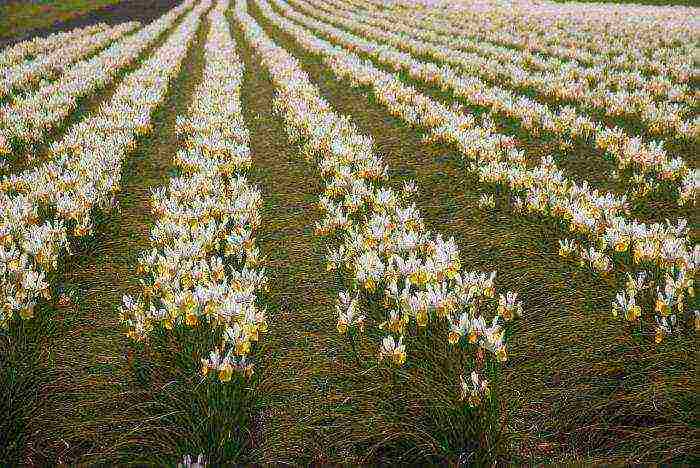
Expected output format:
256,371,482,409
379,335,406,366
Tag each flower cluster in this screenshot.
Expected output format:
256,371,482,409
121,0,267,383
381,0,697,84
339,0,695,108
0,1,195,156
283,0,697,202
237,0,521,403
0,21,140,100
304,0,697,140
256,0,698,340
0,23,108,70
0,1,207,329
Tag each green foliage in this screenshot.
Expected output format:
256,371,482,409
0,0,122,40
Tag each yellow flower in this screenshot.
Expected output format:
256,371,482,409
446,262,460,280
218,363,233,382
379,335,406,366
655,328,664,344
496,346,507,363
416,308,428,327
448,330,460,345
337,318,348,334
655,299,669,316
235,339,250,356
204,302,217,316
625,305,641,321
19,305,34,319
243,363,254,379
185,312,198,327
409,269,428,286
614,240,629,253
74,224,89,237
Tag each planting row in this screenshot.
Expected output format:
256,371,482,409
0,23,108,70
236,0,520,404
0,0,210,329
379,0,697,84
0,1,195,161
0,21,140,100
256,0,698,342
121,0,267,383
338,0,696,107
283,0,698,203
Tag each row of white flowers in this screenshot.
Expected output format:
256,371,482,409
282,0,698,204
257,0,698,341
0,1,195,159
0,0,209,330
121,0,267,384
322,0,696,115
340,0,696,108
378,0,697,85
236,0,521,405
0,21,140,100
0,23,108,70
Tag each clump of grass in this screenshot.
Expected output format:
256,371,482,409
120,323,259,464
0,307,57,464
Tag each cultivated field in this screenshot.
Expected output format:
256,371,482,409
0,0,698,465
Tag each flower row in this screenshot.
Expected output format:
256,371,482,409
327,0,696,113
237,0,521,405
121,0,267,384
379,0,697,84
257,0,698,341
0,0,209,329
0,1,195,158
279,0,698,205
0,21,140,101
0,23,108,70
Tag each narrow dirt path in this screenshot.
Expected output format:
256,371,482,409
230,9,406,464
247,2,690,462
21,13,209,465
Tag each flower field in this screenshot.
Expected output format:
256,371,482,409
0,0,697,464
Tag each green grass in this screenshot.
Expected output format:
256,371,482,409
0,0,122,40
